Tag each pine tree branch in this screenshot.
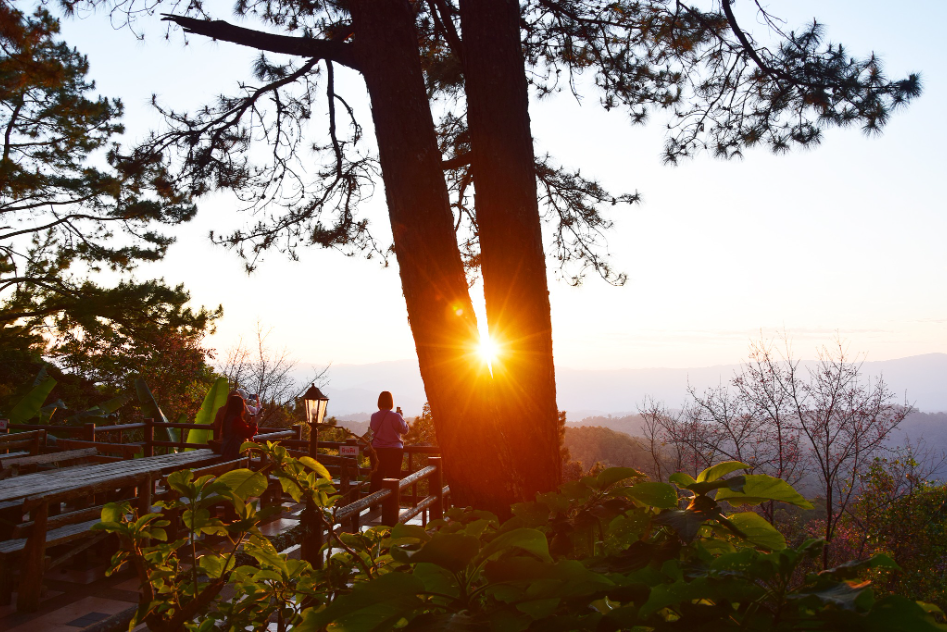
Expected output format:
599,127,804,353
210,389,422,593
441,152,471,170
161,15,360,71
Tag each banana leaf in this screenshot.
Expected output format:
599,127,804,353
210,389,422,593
38,400,67,424
67,393,131,424
134,378,179,449
185,377,229,450
7,370,57,424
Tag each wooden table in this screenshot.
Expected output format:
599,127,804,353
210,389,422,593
0,449,222,611
0,449,218,506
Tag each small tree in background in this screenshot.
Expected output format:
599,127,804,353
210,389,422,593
404,402,437,446
640,337,912,566
218,321,328,427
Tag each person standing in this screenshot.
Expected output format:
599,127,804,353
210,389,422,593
369,391,409,492
220,393,258,460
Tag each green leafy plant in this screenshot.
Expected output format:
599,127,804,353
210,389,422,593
184,376,229,447
98,453,945,631
4,367,57,424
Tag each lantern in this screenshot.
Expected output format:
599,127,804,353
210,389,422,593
301,384,328,457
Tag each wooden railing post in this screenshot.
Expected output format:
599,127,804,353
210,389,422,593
137,474,153,515
84,422,96,442
18,499,48,612
382,478,400,527
301,503,325,569
137,474,153,544
143,418,154,457
295,425,304,442
340,462,351,499
308,422,318,458
429,457,444,520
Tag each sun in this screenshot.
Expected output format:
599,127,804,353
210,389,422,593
478,335,500,365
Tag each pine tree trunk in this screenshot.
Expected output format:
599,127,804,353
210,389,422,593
459,0,562,498
349,0,521,513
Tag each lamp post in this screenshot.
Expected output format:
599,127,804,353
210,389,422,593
301,384,329,457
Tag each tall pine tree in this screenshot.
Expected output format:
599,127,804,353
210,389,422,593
72,0,920,511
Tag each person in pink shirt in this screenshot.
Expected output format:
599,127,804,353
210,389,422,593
369,391,409,492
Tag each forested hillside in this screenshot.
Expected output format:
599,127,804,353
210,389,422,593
562,425,651,472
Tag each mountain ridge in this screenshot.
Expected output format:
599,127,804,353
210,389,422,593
296,352,947,418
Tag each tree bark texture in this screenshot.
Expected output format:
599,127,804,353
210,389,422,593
459,0,562,498
349,0,521,512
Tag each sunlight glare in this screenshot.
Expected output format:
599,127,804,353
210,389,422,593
478,335,499,365
476,325,500,377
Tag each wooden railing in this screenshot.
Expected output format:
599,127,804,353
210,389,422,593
2,420,302,456
0,419,450,612
297,456,449,568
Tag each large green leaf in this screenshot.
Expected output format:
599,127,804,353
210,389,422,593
684,476,746,496
477,528,552,564
594,467,643,490
186,377,229,448
668,472,696,488
726,512,786,551
69,393,131,423
715,474,814,509
653,509,706,542
624,482,679,508
135,378,178,447
298,572,425,630
217,469,268,501
7,372,57,424
298,456,332,481
391,533,480,573
818,553,901,581
696,461,749,482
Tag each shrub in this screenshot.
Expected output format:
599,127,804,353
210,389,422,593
96,448,946,631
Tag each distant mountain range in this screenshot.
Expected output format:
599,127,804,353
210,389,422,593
296,353,947,420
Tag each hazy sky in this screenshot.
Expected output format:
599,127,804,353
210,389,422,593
59,1,947,371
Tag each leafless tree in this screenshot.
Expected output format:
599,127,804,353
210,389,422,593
218,321,328,424
637,397,713,480
639,336,913,565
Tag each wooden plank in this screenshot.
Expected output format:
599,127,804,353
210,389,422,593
149,440,212,450
56,438,140,457
0,430,44,445
23,471,150,509
0,449,217,504
2,517,102,554
336,488,391,521
399,494,438,523
0,447,98,469
12,504,105,538
398,465,435,490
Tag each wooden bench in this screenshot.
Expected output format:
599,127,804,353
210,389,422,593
0,430,46,459
0,449,221,611
0,470,153,611
0,447,99,480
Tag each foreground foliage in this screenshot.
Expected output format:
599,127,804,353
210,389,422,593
97,445,945,631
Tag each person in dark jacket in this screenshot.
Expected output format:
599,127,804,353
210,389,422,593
220,393,257,460
369,391,408,492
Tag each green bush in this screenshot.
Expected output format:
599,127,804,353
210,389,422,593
96,447,946,631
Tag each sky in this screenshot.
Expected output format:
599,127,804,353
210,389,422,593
56,1,947,375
